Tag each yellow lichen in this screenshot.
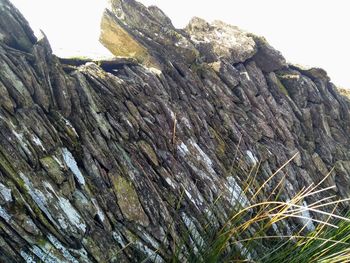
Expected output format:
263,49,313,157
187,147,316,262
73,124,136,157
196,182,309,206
112,175,149,226
276,77,289,96
39,156,65,184
138,140,159,167
338,87,350,99
100,14,159,69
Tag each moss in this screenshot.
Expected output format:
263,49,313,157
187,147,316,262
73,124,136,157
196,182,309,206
0,148,62,238
15,178,27,194
276,76,289,96
137,140,159,167
37,237,47,247
0,148,29,195
40,156,65,184
28,198,63,239
0,154,17,180
112,176,149,226
65,126,79,144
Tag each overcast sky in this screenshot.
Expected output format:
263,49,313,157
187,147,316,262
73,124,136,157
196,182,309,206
10,0,350,88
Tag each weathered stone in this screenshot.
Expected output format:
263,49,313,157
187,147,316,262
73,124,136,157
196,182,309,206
209,60,240,88
100,10,153,66
0,0,36,52
185,17,257,64
40,156,66,185
0,0,349,261
291,64,331,83
137,140,159,167
0,79,15,112
103,0,199,66
338,87,350,100
112,175,150,227
250,35,287,72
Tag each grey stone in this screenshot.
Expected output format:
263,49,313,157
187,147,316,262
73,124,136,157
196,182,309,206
0,0,349,261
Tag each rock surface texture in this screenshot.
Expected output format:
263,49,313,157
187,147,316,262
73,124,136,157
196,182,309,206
1,0,350,262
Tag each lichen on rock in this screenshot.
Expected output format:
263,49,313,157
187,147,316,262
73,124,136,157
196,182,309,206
100,10,152,66
112,175,150,227
185,17,257,64
0,0,350,261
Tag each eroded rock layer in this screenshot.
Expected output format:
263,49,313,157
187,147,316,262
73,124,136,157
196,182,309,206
0,0,350,262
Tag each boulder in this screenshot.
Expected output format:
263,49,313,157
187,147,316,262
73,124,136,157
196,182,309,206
250,34,287,72
0,0,36,52
185,17,257,64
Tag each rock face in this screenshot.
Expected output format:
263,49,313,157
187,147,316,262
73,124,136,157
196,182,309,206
185,17,257,64
0,0,36,52
0,0,350,262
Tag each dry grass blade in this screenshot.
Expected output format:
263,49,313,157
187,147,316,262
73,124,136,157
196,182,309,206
251,152,299,200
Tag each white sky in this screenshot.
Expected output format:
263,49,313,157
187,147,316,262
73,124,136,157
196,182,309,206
10,0,350,88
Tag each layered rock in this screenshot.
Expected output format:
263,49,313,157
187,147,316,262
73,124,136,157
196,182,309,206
0,0,350,262
0,0,36,52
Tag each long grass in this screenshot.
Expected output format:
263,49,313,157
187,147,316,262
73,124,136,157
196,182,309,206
169,153,350,263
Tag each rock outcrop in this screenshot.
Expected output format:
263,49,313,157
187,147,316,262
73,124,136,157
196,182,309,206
0,0,350,262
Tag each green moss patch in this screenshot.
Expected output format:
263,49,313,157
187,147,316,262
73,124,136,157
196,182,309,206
112,175,149,226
